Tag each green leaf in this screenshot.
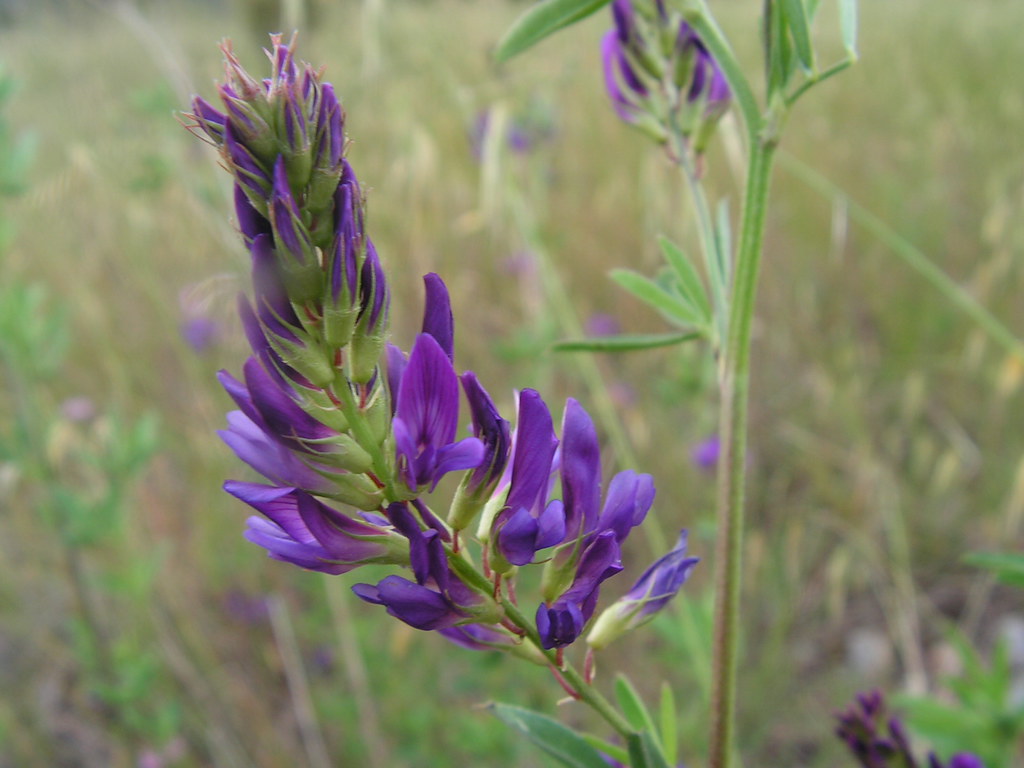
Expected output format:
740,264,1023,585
657,236,712,322
659,683,678,766
490,703,611,768
614,675,660,738
609,269,706,328
495,0,611,63
553,332,702,353
838,0,858,57
581,734,629,765
626,731,672,768
781,0,815,72
963,551,1024,588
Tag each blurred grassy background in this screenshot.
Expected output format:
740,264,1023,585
1,0,1022,765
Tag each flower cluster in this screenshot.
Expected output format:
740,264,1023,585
602,0,731,154
187,36,695,660
835,690,985,768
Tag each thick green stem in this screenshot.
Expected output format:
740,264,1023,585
708,139,777,768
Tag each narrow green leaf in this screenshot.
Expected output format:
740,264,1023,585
490,703,611,768
963,551,1024,588
614,675,660,737
609,268,705,327
553,331,702,353
838,0,858,57
495,0,611,63
657,236,712,322
781,0,815,72
626,732,672,768
658,683,678,767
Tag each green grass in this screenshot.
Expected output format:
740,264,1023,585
1,0,1023,766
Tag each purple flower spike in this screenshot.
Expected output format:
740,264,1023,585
392,334,484,492
587,530,699,650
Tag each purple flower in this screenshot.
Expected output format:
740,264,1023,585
490,389,562,568
600,2,731,152
392,333,484,493
459,372,511,496
228,482,401,574
690,435,720,471
835,690,986,768
536,529,623,649
587,530,699,649
532,399,656,648
353,503,493,630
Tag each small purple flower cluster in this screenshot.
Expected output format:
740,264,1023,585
602,0,731,154
836,690,985,768
187,36,696,657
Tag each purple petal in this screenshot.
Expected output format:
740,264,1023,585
461,371,511,492
536,600,585,650
235,183,271,243
421,273,454,361
354,575,465,630
560,398,602,540
503,389,557,517
596,470,655,542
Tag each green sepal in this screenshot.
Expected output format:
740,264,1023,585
323,302,357,350
540,544,580,604
320,471,384,511
448,478,487,532
349,333,386,384
284,144,314,197
475,486,509,545
362,387,392,447
298,433,373,474
306,165,343,217
263,322,335,388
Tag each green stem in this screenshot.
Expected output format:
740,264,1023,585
672,129,729,349
708,138,778,768
330,375,398,501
